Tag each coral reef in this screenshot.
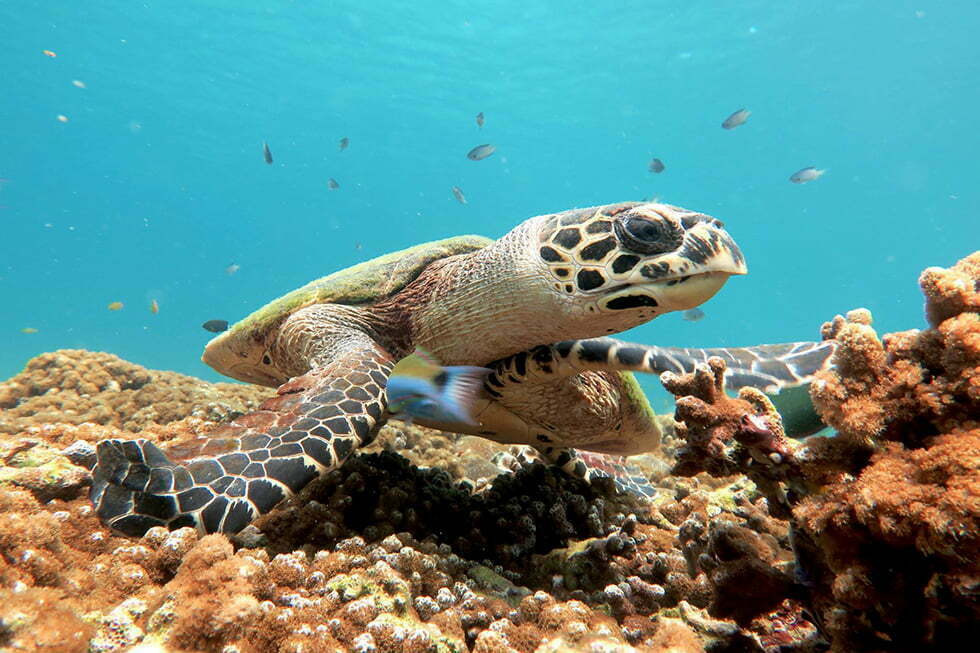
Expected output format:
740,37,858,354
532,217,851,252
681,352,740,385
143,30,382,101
662,252,980,651
0,253,976,652
0,349,273,434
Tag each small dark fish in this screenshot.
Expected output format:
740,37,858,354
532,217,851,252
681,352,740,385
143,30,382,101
476,112,484,128
789,167,825,184
722,108,750,129
648,158,665,173
682,308,705,322
467,144,495,161
327,178,340,190
262,142,273,164
339,137,349,151
451,186,467,204
202,319,229,333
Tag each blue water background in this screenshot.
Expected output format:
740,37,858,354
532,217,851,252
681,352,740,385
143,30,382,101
2,2,977,411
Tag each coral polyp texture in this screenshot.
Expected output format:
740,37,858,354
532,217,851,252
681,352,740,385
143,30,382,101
1,252,977,652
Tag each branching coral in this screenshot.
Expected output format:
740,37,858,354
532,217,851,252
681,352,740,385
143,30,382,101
661,251,980,651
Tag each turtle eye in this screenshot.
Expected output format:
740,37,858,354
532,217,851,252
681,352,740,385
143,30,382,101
614,215,683,255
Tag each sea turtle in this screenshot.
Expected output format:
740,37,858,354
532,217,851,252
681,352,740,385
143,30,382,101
91,201,833,536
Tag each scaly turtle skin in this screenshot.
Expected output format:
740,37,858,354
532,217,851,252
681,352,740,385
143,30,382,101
91,201,833,536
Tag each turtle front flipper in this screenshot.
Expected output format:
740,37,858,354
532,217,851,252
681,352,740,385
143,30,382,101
487,337,835,438
91,342,395,536
489,338,834,394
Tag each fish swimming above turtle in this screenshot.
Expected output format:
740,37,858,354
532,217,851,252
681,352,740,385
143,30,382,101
90,201,835,536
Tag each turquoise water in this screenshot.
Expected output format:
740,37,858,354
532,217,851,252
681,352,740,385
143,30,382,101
2,2,977,409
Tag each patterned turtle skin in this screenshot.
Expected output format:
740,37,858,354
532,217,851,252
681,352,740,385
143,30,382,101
91,201,834,536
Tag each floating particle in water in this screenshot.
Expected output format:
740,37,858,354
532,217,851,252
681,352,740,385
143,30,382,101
225,263,240,276
327,178,340,190
262,142,273,164
682,308,705,322
355,242,363,250
451,186,467,204
648,158,665,173
467,144,495,160
149,299,159,314
789,167,825,184
202,319,229,333
42,50,57,58
21,327,38,334
127,120,142,134
107,301,124,311
722,108,750,129
72,79,86,89
476,112,484,128
57,115,69,123
339,137,349,151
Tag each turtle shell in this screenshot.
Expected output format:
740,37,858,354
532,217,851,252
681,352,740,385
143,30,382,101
229,234,492,337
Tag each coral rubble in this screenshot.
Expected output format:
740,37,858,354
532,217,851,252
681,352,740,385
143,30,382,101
0,253,977,652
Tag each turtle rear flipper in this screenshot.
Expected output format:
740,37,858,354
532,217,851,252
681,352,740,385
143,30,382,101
514,446,659,499
91,343,395,536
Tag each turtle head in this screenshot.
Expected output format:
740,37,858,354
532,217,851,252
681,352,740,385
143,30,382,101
202,323,285,387
534,202,746,330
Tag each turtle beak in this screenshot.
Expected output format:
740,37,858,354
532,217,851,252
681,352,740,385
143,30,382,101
602,204,747,312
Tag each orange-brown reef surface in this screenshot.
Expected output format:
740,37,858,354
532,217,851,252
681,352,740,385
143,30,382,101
0,253,976,652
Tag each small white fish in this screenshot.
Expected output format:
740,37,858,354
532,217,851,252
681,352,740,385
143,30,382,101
467,144,495,161
387,350,490,426
451,186,467,204
789,167,826,184
71,79,86,89
682,308,705,322
722,108,750,129
225,263,240,275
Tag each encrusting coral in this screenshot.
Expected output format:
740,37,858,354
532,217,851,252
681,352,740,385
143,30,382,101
0,349,273,435
0,253,976,652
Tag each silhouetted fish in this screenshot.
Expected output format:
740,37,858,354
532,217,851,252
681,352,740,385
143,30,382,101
722,108,750,129
649,158,665,173
202,319,229,333
682,308,705,322
262,142,273,164
339,137,349,151
476,112,484,128
327,178,340,190
452,186,467,204
789,167,825,184
467,144,495,160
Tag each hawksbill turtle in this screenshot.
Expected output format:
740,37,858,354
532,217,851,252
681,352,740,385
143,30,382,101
91,201,833,536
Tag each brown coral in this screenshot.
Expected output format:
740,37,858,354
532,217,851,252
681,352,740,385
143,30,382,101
0,349,273,434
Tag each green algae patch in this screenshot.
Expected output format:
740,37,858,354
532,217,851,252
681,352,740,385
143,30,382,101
326,571,411,615
466,565,530,606
86,597,148,652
